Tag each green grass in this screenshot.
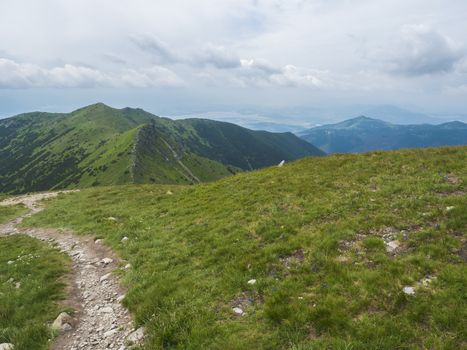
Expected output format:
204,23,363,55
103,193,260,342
1,103,321,194
0,204,28,224
0,235,70,349
23,146,466,349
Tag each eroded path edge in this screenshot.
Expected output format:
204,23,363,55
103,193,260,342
0,191,144,350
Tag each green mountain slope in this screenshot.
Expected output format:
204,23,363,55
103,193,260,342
297,116,467,153
0,103,323,193
24,146,466,349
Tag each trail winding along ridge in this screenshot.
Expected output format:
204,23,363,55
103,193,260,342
0,192,142,350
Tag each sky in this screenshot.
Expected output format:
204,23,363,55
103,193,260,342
1,0,467,124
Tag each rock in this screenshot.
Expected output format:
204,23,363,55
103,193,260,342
385,240,400,253
232,307,244,315
101,258,113,265
7,261,14,265
103,329,118,338
247,279,257,285
51,312,73,332
0,344,14,350
100,273,111,282
124,263,131,270
121,236,129,243
14,282,21,289
166,190,173,195
402,286,415,295
94,239,103,244
127,327,145,344
278,160,285,167
446,206,455,212
107,217,117,222
117,294,125,303
61,323,73,332
419,276,436,287
100,306,114,313
336,255,350,263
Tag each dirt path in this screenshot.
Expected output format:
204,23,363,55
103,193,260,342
0,192,142,350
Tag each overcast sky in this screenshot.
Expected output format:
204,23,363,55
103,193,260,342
1,0,466,122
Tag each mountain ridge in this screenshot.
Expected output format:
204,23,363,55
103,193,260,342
0,103,324,194
297,116,467,154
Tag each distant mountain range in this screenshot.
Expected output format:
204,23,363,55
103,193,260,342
297,116,467,154
0,103,324,194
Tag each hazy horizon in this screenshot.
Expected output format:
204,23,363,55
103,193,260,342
1,0,467,125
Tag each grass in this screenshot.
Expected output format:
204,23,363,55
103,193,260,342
1,103,320,194
0,234,70,349
23,146,466,349
0,204,28,224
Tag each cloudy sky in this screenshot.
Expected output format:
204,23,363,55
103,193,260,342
1,0,466,123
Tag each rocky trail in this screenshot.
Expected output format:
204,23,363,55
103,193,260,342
0,192,144,350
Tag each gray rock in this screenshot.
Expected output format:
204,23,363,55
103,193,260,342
101,258,113,265
100,306,113,313
100,273,111,282
52,312,73,332
385,240,400,253
232,307,244,315
403,286,415,295
127,327,145,344
103,329,118,338
0,344,14,350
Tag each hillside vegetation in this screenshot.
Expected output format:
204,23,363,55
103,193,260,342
0,204,28,224
0,235,70,349
297,116,467,153
24,146,466,349
0,103,323,194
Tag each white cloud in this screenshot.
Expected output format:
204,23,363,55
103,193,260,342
381,24,464,76
1,0,467,115
0,58,183,89
120,66,184,88
130,35,178,64
193,44,241,69
234,59,325,88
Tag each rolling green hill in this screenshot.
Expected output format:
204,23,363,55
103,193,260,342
0,103,323,194
24,146,466,349
297,116,467,154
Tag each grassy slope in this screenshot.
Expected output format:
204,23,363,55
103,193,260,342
23,147,466,349
0,204,28,224
0,235,70,349
1,104,322,194
181,118,325,170
131,123,237,185
0,104,152,193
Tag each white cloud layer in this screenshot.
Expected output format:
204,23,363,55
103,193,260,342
0,58,183,88
0,0,467,115
381,25,464,76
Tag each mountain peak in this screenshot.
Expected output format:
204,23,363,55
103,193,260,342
330,116,390,130
85,102,113,110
